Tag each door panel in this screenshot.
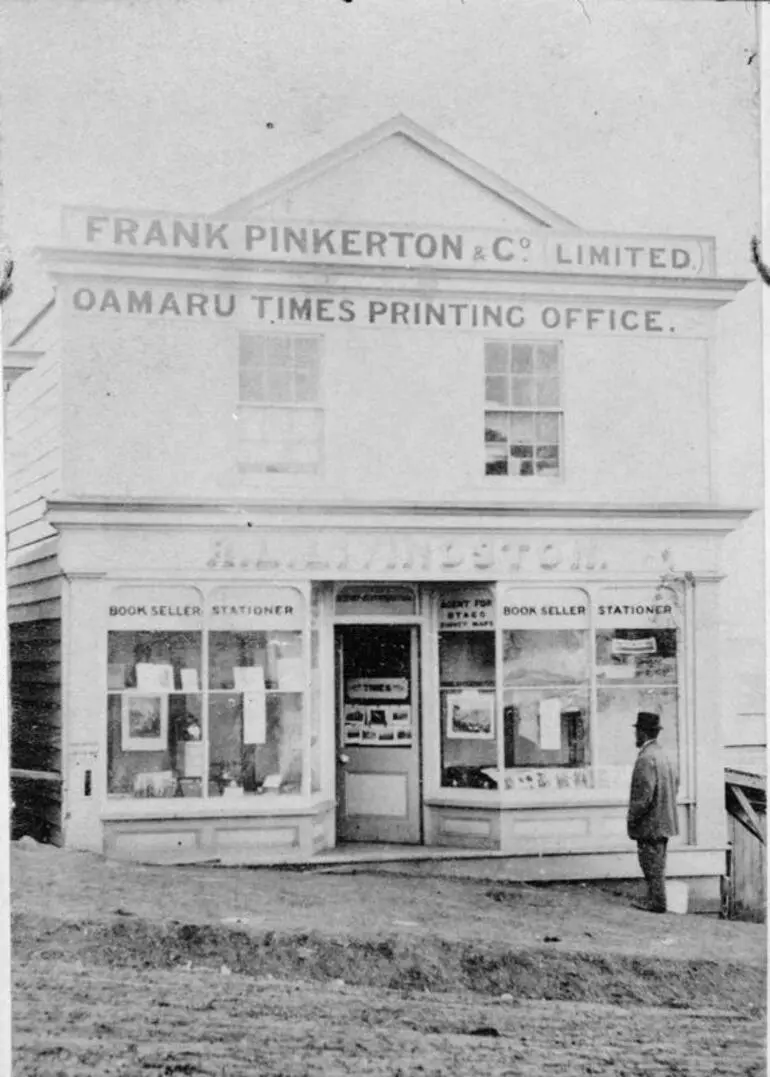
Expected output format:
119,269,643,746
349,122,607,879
336,625,421,843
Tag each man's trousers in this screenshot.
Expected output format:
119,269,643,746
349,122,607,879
636,838,669,911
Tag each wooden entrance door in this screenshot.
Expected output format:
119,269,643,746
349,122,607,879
335,625,421,844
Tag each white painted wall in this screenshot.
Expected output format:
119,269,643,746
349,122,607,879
59,306,713,507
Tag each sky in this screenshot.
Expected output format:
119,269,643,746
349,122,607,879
0,0,761,338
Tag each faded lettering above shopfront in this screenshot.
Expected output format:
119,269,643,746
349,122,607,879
63,208,713,278
69,285,688,335
206,533,612,576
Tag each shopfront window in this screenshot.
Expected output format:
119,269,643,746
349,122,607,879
438,587,497,789
208,629,304,796
595,587,680,775
501,591,590,783
106,585,308,799
107,588,204,798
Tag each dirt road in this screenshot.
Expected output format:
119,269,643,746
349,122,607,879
13,960,765,1076
11,844,767,1076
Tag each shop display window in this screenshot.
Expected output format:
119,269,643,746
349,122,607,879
439,630,497,789
595,628,679,771
107,630,203,797
207,631,305,796
106,586,309,801
502,630,590,769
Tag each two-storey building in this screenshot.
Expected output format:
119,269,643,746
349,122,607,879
6,116,758,906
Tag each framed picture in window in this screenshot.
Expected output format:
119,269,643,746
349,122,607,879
446,690,495,740
121,693,169,752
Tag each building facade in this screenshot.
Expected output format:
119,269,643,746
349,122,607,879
6,117,759,903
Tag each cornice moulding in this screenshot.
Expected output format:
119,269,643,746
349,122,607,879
45,497,755,536
38,248,749,306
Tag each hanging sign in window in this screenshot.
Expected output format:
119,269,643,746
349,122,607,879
611,637,657,656
346,678,409,702
439,588,494,630
500,589,590,629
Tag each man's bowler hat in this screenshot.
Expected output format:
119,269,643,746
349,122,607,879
634,711,662,735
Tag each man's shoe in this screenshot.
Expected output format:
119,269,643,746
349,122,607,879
631,901,667,913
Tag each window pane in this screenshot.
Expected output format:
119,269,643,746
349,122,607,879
510,344,533,374
208,691,304,796
595,629,678,685
238,407,322,473
535,413,559,442
294,362,319,403
484,412,509,443
239,364,265,402
266,337,291,362
503,630,588,686
108,630,201,688
266,367,292,402
293,337,318,361
596,686,678,772
241,335,264,363
503,688,590,768
439,631,497,790
537,377,560,407
510,413,534,443
536,344,559,373
485,342,508,374
519,457,534,476
535,446,560,474
511,377,535,407
485,452,509,475
485,375,509,405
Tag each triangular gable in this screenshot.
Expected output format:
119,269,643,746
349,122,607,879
217,114,577,231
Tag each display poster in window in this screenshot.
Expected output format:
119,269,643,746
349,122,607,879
136,663,174,693
500,589,590,629
233,666,266,693
243,690,267,745
538,697,563,751
121,693,169,752
207,587,306,630
343,704,412,745
439,588,495,631
346,678,409,702
180,668,200,692
446,690,495,740
108,586,204,630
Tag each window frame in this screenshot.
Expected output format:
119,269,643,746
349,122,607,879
104,585,314,807
483,339,565,482
237,332,325,477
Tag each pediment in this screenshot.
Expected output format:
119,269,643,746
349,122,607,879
217,115,577,232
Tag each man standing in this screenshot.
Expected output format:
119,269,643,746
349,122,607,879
627,711,679,913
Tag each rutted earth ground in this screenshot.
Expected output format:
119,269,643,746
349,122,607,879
11,843,767,1076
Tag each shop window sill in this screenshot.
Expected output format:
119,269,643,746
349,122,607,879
101,794,334,822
